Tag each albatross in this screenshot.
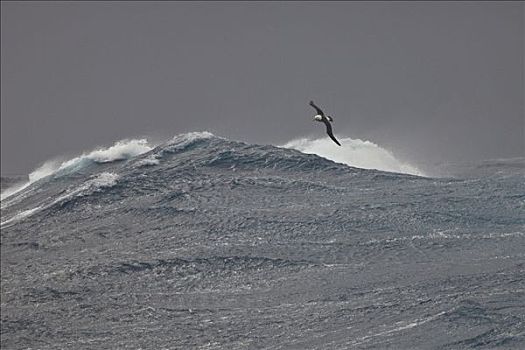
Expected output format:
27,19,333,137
309,100,341,146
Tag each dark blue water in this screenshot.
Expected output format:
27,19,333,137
1,132,524,349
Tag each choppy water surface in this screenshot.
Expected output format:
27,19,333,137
1,133,524,349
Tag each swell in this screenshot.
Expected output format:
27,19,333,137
1,131,423,228
144,133,352,174
2,131,417,210
1,139,152,203
111,256,314,275
0,172,119,227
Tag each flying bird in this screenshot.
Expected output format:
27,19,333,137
309,100,341,146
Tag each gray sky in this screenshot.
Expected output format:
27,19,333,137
1,1,523,175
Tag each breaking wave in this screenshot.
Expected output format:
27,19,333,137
0,172,119,227
282,136,423,176
1,131,523,349
51,172,120,206
2,132,424,204
1,139,152,201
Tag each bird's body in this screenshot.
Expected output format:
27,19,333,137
309,101,341,146
314,114,333,122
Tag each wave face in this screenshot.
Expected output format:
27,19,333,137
1,132,524,349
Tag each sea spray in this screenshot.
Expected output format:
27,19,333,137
1,139,152,202
282,136,423,176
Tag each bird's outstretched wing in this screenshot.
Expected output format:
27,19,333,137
323,120,341,146
309,100,325,117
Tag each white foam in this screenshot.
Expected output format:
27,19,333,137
365,231,525,245
1,133,218,203
1,139,152,202
1,172,119,227
282,136,424,176
135,155,161,167
169,131,215,143
0,206,43,227
165,131,216,151
52,172,119,205
1,182,31,202
56,139,152,170
351,310,447,346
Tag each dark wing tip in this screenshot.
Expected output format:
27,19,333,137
324,120,341,146
330,133,342,146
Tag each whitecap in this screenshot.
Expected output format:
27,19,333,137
282,136,424,176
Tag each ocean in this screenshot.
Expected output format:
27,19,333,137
1,132,524,349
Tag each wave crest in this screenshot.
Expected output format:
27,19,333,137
1,139,152,202
1,172,119,227
282,136,423,176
